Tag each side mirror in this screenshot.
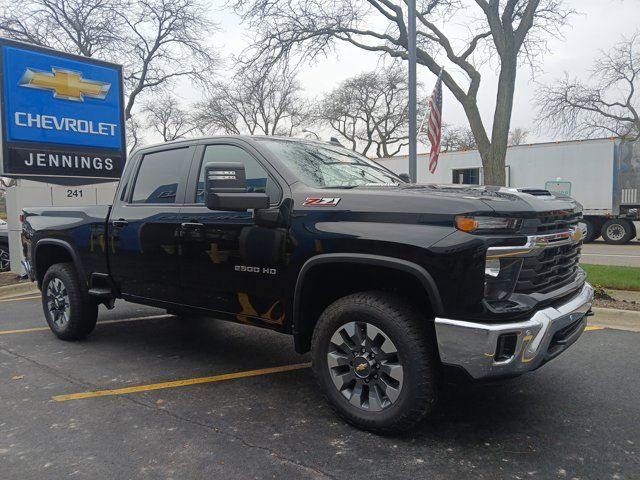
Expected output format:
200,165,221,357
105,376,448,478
399,173,411,183
204,162,270,211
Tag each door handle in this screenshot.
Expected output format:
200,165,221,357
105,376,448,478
112,219,129,228
180,222,204,229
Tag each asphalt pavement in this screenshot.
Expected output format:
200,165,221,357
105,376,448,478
0,296,638,479
581,240,640,267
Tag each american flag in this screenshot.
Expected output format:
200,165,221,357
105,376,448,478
426,72,443,174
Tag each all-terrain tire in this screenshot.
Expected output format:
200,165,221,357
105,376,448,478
311,291,439,435
42,263,98,340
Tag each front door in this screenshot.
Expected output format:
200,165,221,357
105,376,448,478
109,146,193,302
179,143,288,329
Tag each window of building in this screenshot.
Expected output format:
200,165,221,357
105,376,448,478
452,168,480,185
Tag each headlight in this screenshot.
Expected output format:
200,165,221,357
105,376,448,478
484,257,522,300
455,216,521,233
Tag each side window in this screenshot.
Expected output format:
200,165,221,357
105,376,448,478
131,148,189,204
195,145,280,204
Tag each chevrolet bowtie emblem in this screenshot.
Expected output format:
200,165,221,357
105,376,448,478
19,67,111,102
355,363,367,372
571,227,584,243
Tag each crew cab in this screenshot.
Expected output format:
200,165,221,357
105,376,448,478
21,136,594,434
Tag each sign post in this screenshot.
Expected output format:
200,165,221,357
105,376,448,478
0,38,125,181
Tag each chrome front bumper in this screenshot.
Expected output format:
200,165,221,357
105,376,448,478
434,283,594,381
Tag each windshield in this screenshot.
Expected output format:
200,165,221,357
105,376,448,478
258,139,404,188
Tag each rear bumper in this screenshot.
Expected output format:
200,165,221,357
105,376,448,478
434,283,594,381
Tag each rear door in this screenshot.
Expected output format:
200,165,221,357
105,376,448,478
179,141,289,328
109,145,194,302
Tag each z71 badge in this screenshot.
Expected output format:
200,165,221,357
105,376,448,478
303,197,341,207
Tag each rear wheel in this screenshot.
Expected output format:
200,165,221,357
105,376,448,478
581,218,601,243
311,291,439,435
42,263,98,340
0,244,9,272
601,219,634,244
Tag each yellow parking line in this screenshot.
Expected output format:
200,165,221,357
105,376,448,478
0,326,50,335
52,362,312,402
585,325,604,331
0,295,41,303
0,314,173,336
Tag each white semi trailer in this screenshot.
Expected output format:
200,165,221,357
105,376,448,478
378,138,640,244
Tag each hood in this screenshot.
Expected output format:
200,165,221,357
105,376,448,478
297,183,581,218
412,184,582,215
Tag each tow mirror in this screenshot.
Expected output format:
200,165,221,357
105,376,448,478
204,162,270,211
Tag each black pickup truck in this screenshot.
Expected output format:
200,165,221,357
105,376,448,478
22,136,594,434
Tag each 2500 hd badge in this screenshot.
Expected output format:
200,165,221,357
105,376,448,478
235,265,277,275
21,135,593,434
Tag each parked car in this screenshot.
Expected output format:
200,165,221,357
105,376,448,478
21,136,594,434
0,219,9,272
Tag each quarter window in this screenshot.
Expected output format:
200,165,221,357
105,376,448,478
131,148,189,204
195,145,280,204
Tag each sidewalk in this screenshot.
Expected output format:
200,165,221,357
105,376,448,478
591,307,640,332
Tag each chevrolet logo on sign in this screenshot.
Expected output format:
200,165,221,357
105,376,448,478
19,67,111,102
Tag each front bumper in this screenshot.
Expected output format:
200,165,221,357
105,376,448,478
434,282,594,381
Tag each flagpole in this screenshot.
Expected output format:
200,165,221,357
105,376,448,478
408,0,417,183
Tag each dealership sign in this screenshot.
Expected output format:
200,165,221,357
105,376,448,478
0,39,125,180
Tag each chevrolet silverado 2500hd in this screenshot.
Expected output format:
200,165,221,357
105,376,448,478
22,136,594,434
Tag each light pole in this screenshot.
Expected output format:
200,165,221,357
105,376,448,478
408,0,417,183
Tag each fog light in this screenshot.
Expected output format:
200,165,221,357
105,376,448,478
485,258,500,277
484,258,523,300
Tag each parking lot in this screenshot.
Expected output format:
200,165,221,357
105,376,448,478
1,295,638,479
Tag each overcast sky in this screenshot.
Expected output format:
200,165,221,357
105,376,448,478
169,0,639,150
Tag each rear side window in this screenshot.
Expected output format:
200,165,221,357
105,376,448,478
195,144,280,204
131,148,189,204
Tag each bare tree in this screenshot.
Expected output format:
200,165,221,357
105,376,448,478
126,117,144,154
436,124,478,152
508,127,529,145
143,95,198,142
232,0,572,185
536,33,640,140
119,0,218,119
196,63,309,136
318,65,419,157
0,0,124,57
0,0,219,119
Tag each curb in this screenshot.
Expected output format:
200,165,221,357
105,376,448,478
590,307,640,332
0,282,39,300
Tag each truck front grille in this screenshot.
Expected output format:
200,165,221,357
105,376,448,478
515,241,582,294
534,211,581,234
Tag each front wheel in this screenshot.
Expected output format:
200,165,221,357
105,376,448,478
42,263,98,340
601,219,634,244
311,291,439,435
